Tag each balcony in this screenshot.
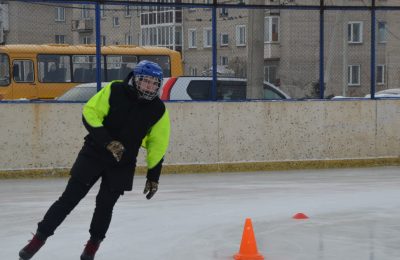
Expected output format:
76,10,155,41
264,43,280,59
72,19,94,32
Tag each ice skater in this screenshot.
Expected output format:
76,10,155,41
19,60,170,260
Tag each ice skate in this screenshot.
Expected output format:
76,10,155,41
80,238,101,260
19,232,47,260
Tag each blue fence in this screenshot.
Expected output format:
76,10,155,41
0,0,400,101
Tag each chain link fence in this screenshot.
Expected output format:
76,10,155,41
0,0,399,101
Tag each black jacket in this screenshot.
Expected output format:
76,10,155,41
71,75,170,191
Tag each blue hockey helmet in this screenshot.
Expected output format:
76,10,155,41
133,60,163,80
133,60,163,100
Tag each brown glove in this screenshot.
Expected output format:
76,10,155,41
106,140,125,162
143,179,158,200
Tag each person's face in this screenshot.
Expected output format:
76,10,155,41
135,75,161,100
137,76,159,94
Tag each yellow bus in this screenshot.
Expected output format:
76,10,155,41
0,44,183,100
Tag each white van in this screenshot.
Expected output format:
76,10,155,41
160,77,290,101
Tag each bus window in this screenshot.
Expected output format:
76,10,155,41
72,55,104,82
38,55,71,83
106,55,137,81
0,54,10,86
13,60,34,83
138,55,170,77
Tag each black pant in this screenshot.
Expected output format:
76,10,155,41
37,175,121,240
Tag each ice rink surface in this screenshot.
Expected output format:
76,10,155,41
1,166,400,260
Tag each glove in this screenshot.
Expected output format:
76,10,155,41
106,140,125,162
143,179,158,200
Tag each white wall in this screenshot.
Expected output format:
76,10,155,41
0,100,399,171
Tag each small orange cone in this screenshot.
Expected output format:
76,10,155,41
233,218,264,260
292,212,309,220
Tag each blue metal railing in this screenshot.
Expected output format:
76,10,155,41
6,0,400,102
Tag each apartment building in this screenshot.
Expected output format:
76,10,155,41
183,0,400,98
139,3,183,52
0,1,179,48
70,3,142,46
182,6,250,78
0,2,72,44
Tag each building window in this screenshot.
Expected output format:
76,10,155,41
150,28,157,45
81,4,90,19
175,26,182,46
100,4,106,18
55,35,65,44
377,65,385,85
236,25,246,46
156,26,174,48
113,17,120,27
138,24,179,49
188,29,197,48
220,56,228,66
190,67,197,76
264,65,277,83
81,36,91,44
141,28,148,45
220,33,228,46
141,27,159,46
348,22,363,43
378,21,387,43
125,5,132,17
158,27,163,46
55,7,65,22
264,16,279,43
141,28,155,45
348,65,360,86
140,10,176,26
125,33,133,45
219,8,228,17
203,28,212,48
101,35,106,46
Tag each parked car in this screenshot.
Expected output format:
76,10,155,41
56,77,290,102
160,76,290,101
364,88,400,98
56,82,109,102
331,88,400,100
330,95,366,100
56,80,170,101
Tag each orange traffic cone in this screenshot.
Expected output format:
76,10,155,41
233,218,264,260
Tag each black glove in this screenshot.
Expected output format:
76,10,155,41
106,140,125,162
143,179,158,200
